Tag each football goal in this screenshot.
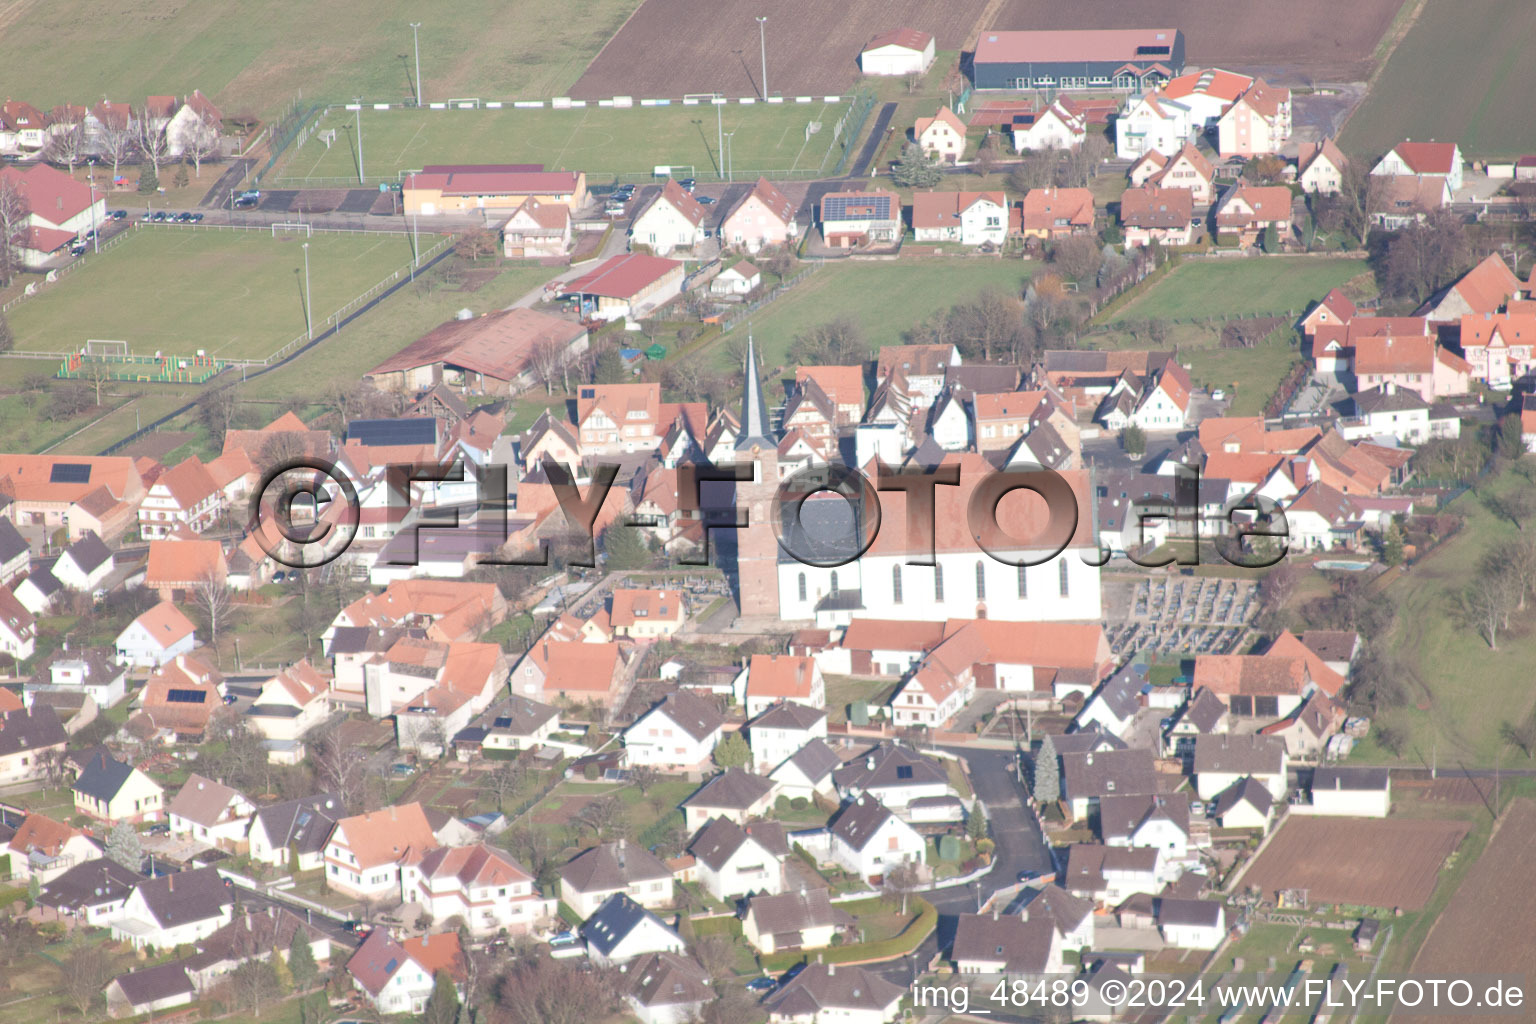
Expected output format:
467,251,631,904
84,339,129,359
447,97,482,109
272,222,313,238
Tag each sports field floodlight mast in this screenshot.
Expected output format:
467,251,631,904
410,23,423,107
756,16,768,99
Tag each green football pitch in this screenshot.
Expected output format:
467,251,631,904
267,100,855,186
7,227,417,360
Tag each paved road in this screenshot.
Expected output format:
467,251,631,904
199,159,255,207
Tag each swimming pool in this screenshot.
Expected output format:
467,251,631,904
1314,559,1372,572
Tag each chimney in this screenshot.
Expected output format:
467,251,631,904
827,962,835,976
168,874,175,892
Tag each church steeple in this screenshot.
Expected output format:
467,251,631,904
734,334,776,452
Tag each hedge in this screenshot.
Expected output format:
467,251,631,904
758,896,937,972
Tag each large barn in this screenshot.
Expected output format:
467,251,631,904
364,308,589,395
972,28,1185,92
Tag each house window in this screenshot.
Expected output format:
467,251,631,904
934,565,944,602
1059,561,1070,597
798,573,807,602
1017,564,1028,598
892,565,903,605
975,560,986,600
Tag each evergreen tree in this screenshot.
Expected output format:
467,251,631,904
966,803,988,841
891,143,944,188
423,969,460,1024
137,166,159,194
593,347,626,384
105,824,142,870
712,732,750,770
1122,424,1147,458
1032,734,1060,804
288,927,317,992
1263,223,1280,253
27,874,41,907
271,943,295,993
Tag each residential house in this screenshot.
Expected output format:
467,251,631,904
688,816,787,900
138,457,222,540
1300,289,1358,337
1115,92,1194,160
1019,187,1094,239
680,769,777,831
952,912,1064,976
246,660,331,759
1297,138,1348,195
1023,884,1097,951
1192,653,1313,719
1128,142,1214,202
1422,254,1523,323
469,695,561,755
875,343,960,404
115,601,197,668
742,887,852,955
1215,79,1291,157
1059,747,1158,820
610,588,686,638
911,190,1008,246
4,811,100,881
720,177,800,253
1,100,47,151
621,951,714,1024
1159,898,1226,948
1120,185,1196,248
1013,101,1087,152
832,742,954,816
500,197,572,258
583,892,685,966
73,749,164,824
347,929,465,1015
1285,482,1364,551
52,531,113,592
192,907,334,988
110,867,234,949
1300,629,1360,680
762,963,904,1024
1459,312,1536,389
0,519,29,584
558,252,686,321
37,857,141,926
819,190,901,248
1371,140,1464,191
164,90,222,156
130,655,223,742
1100,793,1190,864
770,738,841,800
166,774,254,848
1214,184,1292,245
748,700,828,772
514,636,627,707
1061,843,1161,904
26,648,128,710
913,106,967,163
710,259,761,296
624,691,724,769
797,365,865,425
744,653,825,716
1074,662,1145,737
860,28,935,76
1373,174,1450,229
631,179,707,256
324,803,441,899
0,583,37,666
143,538,227,602
1310,766,1391,817
1194,733,1288,801
0,454,145,535
560,839,674,918
247,792,342,871
401,842,552,937
106,963,197,1019
827,795,925,883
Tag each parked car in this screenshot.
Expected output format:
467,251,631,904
549,931,579,947
69,243,87,256
190,213,204,222
342,920,371,936
234,197,258,209
146,822,170,836
390,763,415,777
151,211,168,222
222,693,238,705
111,209,128,220
745,977,777,993
140,210,154,221
175,212,194,222
697,195,716,205
239,189,261,201
1210,389,1226,402
678,178,696,192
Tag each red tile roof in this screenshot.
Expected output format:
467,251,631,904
405,167,582,197
910,190,1006,230
561,253,682,299
367,307,586,382
1388,141,1458,176
864,27,933,51
0,164,96,228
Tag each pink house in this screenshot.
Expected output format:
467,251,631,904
1351,334,1468,401
719,178,800,254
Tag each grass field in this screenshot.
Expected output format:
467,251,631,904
7,227,416,360
1340,0,1536,158
0,0,643,115
269,101,853,185
708,258,1036,373
1104,257,1370,325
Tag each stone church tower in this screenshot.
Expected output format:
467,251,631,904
733,336,781,619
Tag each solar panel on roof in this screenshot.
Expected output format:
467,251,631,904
165,689,207,703
493,717,513,728
346,418,438,447
49,463,92,484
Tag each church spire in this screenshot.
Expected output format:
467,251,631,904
735,333,776,452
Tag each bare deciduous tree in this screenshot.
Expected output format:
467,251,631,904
58,942,114,1015
132,106,171,177
0,175,30,287
575,794,621,839
492,957,616,1024
314,722,371,811
882,860,922,914
191,569,234,651
43,116,86,172
182,111,221,177
98,116,138,177
528,337,569,395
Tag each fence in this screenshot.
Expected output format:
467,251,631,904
251,99,325,187
827,92,878,178
718,263,822,333
0,229,135,317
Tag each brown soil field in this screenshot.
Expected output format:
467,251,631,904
571,0,991,100
990,0,1408,81
1401,800,1536,1024
1241,816,1469,910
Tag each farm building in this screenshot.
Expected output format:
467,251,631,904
365,309,589,395
860,28,935,76
1308,766,1391,817
558,253,685,321
972,29,1185,92
403,165,589,216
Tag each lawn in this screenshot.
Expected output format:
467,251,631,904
1340,0,1536,158
268,100,854,185
7,227,415,361
1353,466,1536,767
707,258,1036,374
0,0,644,116
1102,256,1370,326
822,674,899,724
